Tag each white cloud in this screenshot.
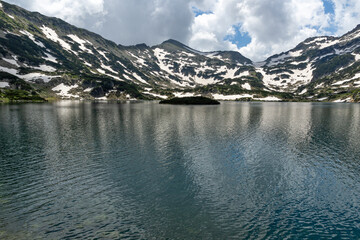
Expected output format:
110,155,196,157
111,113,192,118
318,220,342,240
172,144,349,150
190,0,332,61
98,0,194,46
332,0,360,35
7,0,106,26
6,0,195,46
239,0,332,61
189,0,240,52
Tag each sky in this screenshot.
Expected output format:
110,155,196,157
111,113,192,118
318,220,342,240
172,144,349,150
5,0,360,61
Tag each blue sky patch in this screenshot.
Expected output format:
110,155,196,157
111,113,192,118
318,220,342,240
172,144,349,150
322,0,338,34
322,0,335,14
324,24,338,35
192,7,213,17
224,25,252,48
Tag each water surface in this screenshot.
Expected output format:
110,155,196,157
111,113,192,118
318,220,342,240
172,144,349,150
0,101,359,239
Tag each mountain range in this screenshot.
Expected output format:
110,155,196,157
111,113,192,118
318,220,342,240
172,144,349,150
0,0,360,102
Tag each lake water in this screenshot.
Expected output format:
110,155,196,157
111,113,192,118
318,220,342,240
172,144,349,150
0,101,360,239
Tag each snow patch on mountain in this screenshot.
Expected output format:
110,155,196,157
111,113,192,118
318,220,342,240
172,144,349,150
52,83,79,98
207,53,225,61
318,40,340,49
332,73,360,86
96,67,122,81
33,65,56,72
257,96,282,101
170,79,192,87
133,73,149,85
67,34,93,54
304,37,328,45
143,91,167,99
84,87,93,92
237,71,250,78
217,66,238,79
0,66,17,75
43,53,58,63
194,76,217,85
353,54,360,61
154,48,193,85
23,73,58,82
123,74,132,81
258,63,313,90
2,57,19,67
257,68,281,88
41,26,72,52
212,94,253,100
128,52,147,67
212,94,281,101
20,30,45,48
290,59,309,65
242,83,251,90
314,83,324,89
288,64,313,85
299,89,307,95
180,51,196,58
173,92,197,97
83,61,92,67
100,62,117,74
341,29,360,42
117,61,126,68
154,48,174,73
97,50,110,61
303,37,340,49
333,97,352,103
97,68,105,74
266,50,304,66
316,53,334,60
0,82,9,88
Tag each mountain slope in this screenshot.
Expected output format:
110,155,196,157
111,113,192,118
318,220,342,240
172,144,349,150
0,0,359,102
257,25,360,102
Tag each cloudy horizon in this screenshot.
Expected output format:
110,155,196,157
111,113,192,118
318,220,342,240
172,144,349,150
4,0,360,61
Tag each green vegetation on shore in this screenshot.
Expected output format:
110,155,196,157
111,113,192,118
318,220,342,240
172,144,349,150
0,89,46,102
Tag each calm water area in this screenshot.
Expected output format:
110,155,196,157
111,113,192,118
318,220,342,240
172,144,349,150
0,101,359,239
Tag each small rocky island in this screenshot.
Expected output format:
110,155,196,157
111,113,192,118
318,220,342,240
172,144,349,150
159,96,220,105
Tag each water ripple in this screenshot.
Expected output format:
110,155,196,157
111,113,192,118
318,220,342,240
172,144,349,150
0,102,360,239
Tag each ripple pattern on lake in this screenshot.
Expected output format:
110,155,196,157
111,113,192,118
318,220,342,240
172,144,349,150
0,101,360,239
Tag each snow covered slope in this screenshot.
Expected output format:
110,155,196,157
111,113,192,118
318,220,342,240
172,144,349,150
258,25,360,101
0,0,360,102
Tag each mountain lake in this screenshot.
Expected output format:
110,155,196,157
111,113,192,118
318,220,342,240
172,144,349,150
0,101,359,239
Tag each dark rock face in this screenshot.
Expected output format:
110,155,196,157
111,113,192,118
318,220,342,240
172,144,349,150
90,86,105,98
159,96,220,105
